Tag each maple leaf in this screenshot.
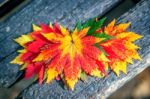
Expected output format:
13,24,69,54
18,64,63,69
100,20,143,76
11,18,142,90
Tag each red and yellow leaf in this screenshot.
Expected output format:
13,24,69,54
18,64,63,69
11,19,142,90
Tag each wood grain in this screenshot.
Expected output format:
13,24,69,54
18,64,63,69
0,0,121,87
16,0,150,98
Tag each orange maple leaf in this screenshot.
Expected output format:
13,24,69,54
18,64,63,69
100,20,143,75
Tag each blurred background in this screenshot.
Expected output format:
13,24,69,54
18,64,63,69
0,0,149,99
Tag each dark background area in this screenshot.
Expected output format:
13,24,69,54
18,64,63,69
0,0,149,99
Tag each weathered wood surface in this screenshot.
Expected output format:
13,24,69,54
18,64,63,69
17,0,150,98
0,0,122,87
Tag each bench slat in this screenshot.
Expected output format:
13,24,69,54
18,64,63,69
0,0,121,87
17,0,150,98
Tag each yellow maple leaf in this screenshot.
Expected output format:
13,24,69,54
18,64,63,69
15,35,33,47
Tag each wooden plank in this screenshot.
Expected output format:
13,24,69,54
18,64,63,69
0,0,121,87
17,0,150,98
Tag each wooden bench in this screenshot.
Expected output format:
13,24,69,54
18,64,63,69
0,0,150,98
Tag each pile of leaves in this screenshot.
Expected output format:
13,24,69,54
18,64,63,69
11,18,142,90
